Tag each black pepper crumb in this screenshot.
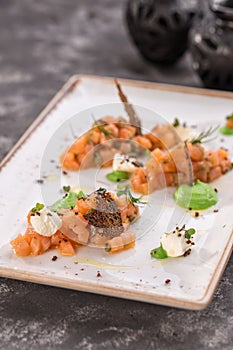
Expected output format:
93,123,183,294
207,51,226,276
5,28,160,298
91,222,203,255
214,188,218,193
63,239,68,242
80,268,84,271
165,279,171,284
47,213,52,216
213,209,219,213
75,273,78,276
184,249,191,257
195,212,199,217
36,179,44,184
74,212,79,215
178,233,181,237
189,207,192,211
52,256,58,261
62,170,68,175
97,271,102,278
186,239,192,244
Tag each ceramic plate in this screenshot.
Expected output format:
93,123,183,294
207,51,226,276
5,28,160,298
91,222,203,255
0,75,232,310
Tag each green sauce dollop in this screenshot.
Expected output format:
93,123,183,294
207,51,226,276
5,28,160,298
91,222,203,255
174,180,218,210
219,125,233,135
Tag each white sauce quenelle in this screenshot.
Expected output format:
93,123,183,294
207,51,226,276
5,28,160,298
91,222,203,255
161,227,194,258
113,153,141,173
30,207,62,237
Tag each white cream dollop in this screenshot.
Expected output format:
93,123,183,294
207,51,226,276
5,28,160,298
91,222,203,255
113,153,141,173
161,228,194,258
30,207,62,237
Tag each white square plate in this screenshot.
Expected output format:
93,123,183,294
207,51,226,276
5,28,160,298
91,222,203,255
0,75,232,310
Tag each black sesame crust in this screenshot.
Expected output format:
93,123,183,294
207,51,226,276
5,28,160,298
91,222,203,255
84,191,124,238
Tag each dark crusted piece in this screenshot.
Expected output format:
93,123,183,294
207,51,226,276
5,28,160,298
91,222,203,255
84,191,124,238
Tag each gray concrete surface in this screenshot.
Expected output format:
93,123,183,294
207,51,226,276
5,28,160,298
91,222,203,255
0,1,232,349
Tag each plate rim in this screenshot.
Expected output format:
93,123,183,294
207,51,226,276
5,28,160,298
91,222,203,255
0,74,232,310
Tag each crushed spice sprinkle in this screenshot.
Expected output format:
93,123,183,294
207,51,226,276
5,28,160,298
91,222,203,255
165,279,171,284
96,271,102,278
52,256,58,261
194,212,199,217
36,179,44,184
184,249,191,257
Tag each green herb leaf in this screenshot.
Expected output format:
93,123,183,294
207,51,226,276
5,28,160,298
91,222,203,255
219,125,233,135
191,125,219,144
63,185,71,192
178,224,186,232
116,184,147,205
77,190,86,199
31,203,44,213
106,170,130,182
150,243,168,259
172,118,180,127
226,113,233,121
185,228,196,239
145,149,151,157
50,192,79,212
96,187,107,195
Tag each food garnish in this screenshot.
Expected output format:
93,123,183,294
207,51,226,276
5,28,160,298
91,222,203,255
150,243,168,259
106,170,130,182
220,112,233,135
172,118,180,127
174,180,218,210
63,185,71,193
50,191,85,212
116,184,147,205
31,203,44,213
151,225,196,259
190,125,218,144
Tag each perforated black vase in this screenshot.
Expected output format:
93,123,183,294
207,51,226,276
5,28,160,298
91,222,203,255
126,0,198,64
190,0,233,91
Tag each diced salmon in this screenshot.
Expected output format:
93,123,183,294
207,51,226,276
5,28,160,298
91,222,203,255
187,142,205,161
208,166,222,182
69,134,88,154
11,234,31,257
226,119,233,129
30,236,41,256
131,168,149,194
61,151,80,171
60,211,90,245
133,135,152,150
59,240,76,256
205,150,220,167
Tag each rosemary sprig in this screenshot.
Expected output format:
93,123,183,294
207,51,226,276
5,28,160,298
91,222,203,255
116,184,147,205
91,115,116,139
190,125,219,144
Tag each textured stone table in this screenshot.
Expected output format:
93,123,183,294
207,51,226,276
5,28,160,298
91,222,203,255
0,1,232,349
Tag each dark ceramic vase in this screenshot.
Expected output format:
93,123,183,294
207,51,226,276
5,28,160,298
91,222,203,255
190,0,233,90
126,0,198,64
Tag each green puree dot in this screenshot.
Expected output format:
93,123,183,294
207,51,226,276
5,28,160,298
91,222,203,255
219,126,233,135
174,180,218,210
